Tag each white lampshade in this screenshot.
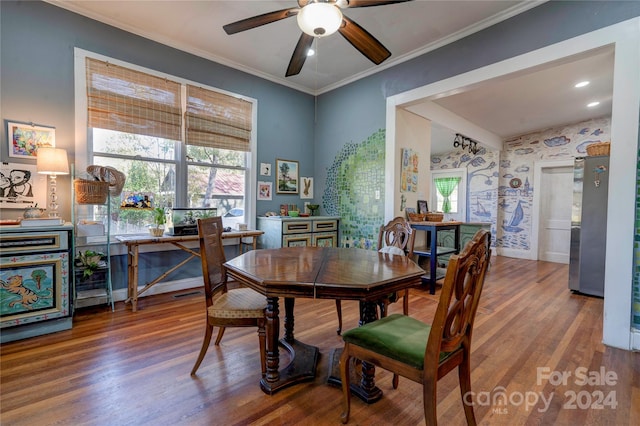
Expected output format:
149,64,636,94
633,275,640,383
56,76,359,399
37,147,69,175
297,2,343,38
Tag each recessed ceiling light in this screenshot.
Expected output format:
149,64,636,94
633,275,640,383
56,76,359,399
575,81,590,88
587,101,600,108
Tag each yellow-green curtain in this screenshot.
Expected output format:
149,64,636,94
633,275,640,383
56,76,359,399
434,177,461,213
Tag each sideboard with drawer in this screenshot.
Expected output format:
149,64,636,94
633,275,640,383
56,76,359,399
256,216,340,249
0,224,74,343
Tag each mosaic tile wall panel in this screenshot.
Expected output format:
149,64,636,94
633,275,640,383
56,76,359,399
323,129,386,250
634,146,640,328
432,117,611,253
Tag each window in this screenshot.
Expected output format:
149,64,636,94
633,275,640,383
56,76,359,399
75,50,256,234
431,168,467,222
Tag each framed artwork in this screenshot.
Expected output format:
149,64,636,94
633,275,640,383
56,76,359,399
276,159,299,194
418,200,428,214
405,207,416,214
260,163,272,176
0,162,47,209
300,177,313,199
400,148,418,193
257,181,272,200
7,121,55,159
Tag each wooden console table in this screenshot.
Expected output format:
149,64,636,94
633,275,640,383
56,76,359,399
116,229,263,311
409,221,461,294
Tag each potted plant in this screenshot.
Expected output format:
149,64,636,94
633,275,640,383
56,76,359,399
76,250,105,279
149,207,166,237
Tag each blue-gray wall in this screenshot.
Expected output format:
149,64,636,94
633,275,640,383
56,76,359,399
0,0,315,219
313,1,640,202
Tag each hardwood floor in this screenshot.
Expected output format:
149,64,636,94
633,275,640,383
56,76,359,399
1,256,638,425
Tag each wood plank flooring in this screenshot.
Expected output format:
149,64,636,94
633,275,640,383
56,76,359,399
1,256,638,425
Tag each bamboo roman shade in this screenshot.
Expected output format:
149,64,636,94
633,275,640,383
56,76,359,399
185,85,252,152
86,58,182,141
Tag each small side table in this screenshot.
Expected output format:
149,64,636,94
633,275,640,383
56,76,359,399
409,221,461,294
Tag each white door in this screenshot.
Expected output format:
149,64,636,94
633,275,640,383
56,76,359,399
538,165,573,263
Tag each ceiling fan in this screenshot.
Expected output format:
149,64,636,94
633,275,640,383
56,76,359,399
223,0,412,77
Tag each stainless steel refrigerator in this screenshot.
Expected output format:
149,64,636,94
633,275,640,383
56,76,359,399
568,156,609,297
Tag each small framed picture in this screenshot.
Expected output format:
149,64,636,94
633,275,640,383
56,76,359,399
260,162,271,176
257,181,272,200
418,200,428,214
405,207,416,214
7,121,56,159
0,162,47,208
276,159,299,194
300,177,313,199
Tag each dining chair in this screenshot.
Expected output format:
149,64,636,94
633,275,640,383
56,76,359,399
339,229,491,425
190,216,267,377
334,216,416,335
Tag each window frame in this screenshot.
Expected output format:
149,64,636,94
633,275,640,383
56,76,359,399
74,48,258,231
430,167,467,222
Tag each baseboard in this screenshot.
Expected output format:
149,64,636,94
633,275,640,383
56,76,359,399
112,277,202,302
632,329,640,351
496,247,535,260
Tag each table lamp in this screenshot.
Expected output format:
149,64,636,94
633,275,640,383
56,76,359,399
37,147,69,218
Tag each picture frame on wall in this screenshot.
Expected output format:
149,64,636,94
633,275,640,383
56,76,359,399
6,121,56,159
418,200,428,214
0,162,47,208
300,177,313,199
257,181,272,200
276,159,299,194
260,163,271,176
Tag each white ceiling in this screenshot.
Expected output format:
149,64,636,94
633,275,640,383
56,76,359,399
47,0,614,152
48,0,537,94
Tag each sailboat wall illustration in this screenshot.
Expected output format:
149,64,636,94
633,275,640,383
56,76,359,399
474,198,491,217
502,200,524,233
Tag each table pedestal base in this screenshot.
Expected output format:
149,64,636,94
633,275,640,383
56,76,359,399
326,348,383,404
260,339,319,395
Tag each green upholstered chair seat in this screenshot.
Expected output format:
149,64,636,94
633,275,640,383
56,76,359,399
342,313,456,370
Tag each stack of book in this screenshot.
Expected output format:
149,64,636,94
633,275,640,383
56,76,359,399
20,218,64,227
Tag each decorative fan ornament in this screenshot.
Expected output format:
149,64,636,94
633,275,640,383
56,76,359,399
223,0,412,77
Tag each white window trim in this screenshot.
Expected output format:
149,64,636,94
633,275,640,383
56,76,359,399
73,48,258,229
430,167,467,222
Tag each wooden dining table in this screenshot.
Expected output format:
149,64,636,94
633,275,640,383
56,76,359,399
224,246,424,402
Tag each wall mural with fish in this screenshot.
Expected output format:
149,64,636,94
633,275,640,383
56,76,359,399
432,116,611,254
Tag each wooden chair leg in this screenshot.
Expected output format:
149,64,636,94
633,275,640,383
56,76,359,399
458,350,477,426
423,380,438,426
340,345,352,424
402,289,409,315
335,299,343,335
214,326,226,345
191,323,214,375
391,290,410,388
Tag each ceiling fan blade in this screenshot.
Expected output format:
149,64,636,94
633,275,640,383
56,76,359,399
223,8,299,35
286,33,315,77
338,16,391,65
345,0,412,8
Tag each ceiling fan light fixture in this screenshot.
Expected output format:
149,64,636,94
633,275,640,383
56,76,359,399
297,2,343,37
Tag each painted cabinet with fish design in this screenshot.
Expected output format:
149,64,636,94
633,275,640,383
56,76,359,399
0,224,73,343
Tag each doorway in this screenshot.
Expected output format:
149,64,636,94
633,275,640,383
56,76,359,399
533,161,574,263
384,19,640,349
